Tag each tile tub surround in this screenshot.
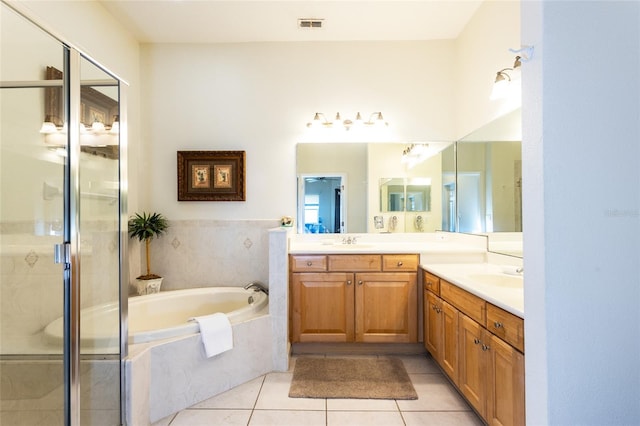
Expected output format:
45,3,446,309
126,313,274,424
142,220,279,295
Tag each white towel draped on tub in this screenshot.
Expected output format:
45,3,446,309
190,313,233,357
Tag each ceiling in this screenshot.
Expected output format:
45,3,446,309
98,1,484,44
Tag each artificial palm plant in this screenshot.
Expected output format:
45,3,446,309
128,212,169,280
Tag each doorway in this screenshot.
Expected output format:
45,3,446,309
297,174,346,233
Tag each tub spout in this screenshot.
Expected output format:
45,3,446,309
244,281,269,295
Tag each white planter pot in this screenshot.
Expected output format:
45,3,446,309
135,277,163,295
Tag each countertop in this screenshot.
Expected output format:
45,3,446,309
422,263,524,318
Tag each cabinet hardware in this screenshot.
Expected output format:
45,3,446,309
474,338,481,345
482,344,490,351
494,322,503,329
306,261,312,266
358,280,363,285
397,261,403,266
347,280,352,286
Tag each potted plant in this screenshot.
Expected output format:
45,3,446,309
128,212,169,295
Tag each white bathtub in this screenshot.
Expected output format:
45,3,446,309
43,287,269,350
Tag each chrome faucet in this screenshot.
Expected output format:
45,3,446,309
341,236,358,244
244,281,269,295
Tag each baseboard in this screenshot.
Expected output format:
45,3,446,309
291,342,426,356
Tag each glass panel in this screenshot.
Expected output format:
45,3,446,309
78,56,121,424
0,3,66,424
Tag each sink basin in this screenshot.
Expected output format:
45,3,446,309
467,273,523,288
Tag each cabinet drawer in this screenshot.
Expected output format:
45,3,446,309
328,255,381,272
422,270,441,295
290,255,327,272
440,280,486,325
487,303,524,353
382,254,419,272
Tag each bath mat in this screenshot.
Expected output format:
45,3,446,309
288,357,417,400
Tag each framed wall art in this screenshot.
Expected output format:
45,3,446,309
177,150,246,201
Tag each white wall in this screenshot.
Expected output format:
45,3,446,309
140,41,456,221
523,1,640,424
455,0,521,140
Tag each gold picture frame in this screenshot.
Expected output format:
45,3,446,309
177,150,246,201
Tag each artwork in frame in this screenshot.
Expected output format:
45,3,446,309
177,150,246,201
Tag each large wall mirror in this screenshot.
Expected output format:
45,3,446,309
295,108,522,257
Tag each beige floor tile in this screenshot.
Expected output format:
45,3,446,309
150,413,175,426
249,409,326,426
328,409,406,426
254,372,326,411
393,354,441,374
169,409,251,426
402,410,484,425
191,375,265,409
396,374,471,411
326,398,399,411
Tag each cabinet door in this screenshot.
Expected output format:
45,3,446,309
441,300,459,385
355,272,417,343
486,334,525,426
424,290,441,356
290,272,354,342
458,314,486,418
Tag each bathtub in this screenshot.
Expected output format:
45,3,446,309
43,287,269,350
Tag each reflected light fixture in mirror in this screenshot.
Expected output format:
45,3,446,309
306,111,388,130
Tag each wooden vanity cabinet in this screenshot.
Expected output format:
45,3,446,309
290,254,418,343
423,268,525,426
290,272,355,342
423,272,459,384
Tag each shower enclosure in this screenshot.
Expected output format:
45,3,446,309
1,3,127,425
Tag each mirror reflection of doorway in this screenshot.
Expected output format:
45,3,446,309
297,175,345,233
457,172,483,233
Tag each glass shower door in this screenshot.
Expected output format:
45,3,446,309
0,4,67,424
77,55,122,425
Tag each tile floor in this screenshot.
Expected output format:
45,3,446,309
151,353,483,426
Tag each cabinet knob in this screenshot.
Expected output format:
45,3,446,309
474,338,481,345
347,280,352,286
397,261,403,266
358,280,363,285
494,322,503,329
306,261,312,266
482,344,491,351
426,282,432,287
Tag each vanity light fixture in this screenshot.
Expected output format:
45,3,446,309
490,55,522,100
306,112,388,130
401,143,429,168
39,115,58,134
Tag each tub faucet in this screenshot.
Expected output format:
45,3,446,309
244,281,269,295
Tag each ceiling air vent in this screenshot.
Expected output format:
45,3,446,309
298,18,324,29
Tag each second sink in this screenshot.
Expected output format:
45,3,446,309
467,273,523,288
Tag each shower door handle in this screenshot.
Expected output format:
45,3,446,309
54,242,71,268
